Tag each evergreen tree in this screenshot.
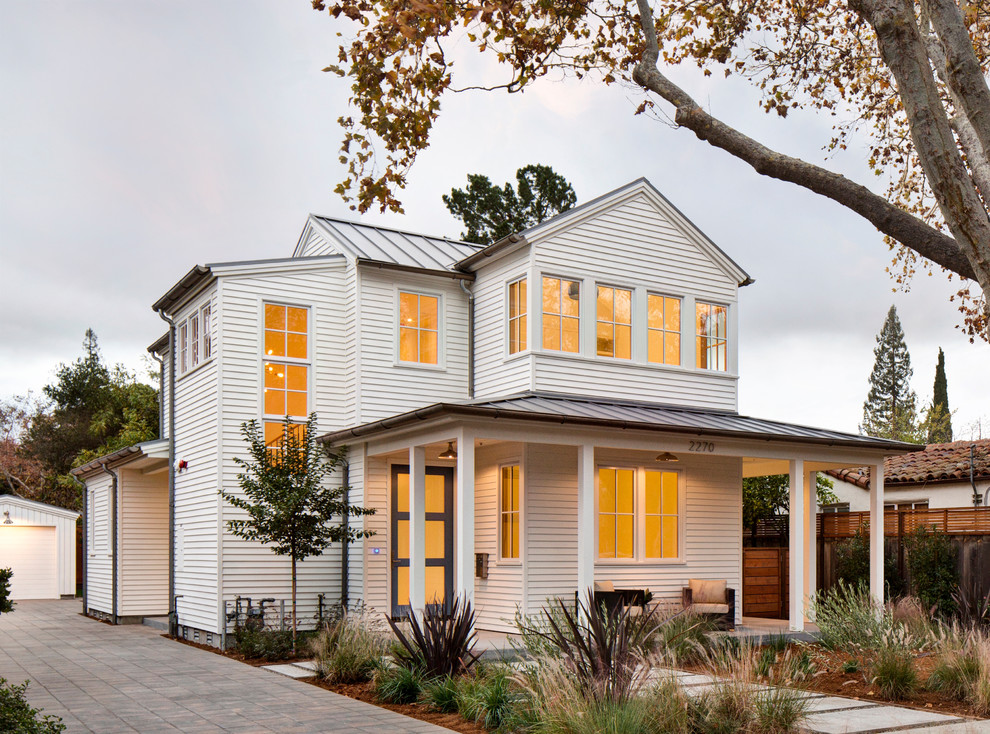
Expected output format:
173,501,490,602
928,348,953,443
861,306,920,441
443,164,577,244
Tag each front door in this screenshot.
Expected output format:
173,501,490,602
391,464,454,617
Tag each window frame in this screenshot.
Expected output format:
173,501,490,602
540,274,581,354
395,288,445,368
695,301,729,372
646,292,682,367
506,276,529,358
498,462,523,562
595,284,633,360
595,464,684,564
177,298,214,379
260,301,312,446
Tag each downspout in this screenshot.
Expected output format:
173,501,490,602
98,462,118,624
459,280,475,399
150,351,164,438
158,309,177,631
340,461,349,609
75,476,88,615
971,445,983,507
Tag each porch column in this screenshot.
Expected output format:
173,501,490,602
576,443,595,605
869,462,885,607
409,445,426,613
805,470,818,620
788,460,806,631
454,429,475,605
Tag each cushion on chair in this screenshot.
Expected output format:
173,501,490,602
690,603,730,615
688,579,727,604
593,580,615,592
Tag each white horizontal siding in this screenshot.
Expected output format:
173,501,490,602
296,226,336,258
473,442,524,632
85,473,113,614
471,248,532,400
118,468,169,617
357,270,470,422
0,499,77,598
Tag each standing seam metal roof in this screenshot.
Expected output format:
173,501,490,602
312,217,482,272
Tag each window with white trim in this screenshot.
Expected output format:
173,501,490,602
696,302,728,371
542,276,580,353
178,300,213,376
596,285,632,359
262,302,309,447
398,291,439,364
647,294,681,365
598,466,680,561
507,278,527,355
500,465,520,559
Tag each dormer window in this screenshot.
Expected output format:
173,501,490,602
542,277,580,353
398,291,439,364
507,278,527,355
696,302,728,371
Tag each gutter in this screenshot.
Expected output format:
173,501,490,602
98,462,119,624
455,233,527,271
459,280,475,398
355,258,475,281
157,308,177,632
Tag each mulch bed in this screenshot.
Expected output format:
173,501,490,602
162,634,311,667
307,678,488,734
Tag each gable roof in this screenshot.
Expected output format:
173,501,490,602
0,494,80,520
71,439,170,479
455,178,753,286
321,391,919,452
305,216,483,271
826,439,990,489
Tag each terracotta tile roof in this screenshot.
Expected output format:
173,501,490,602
826,439,990,489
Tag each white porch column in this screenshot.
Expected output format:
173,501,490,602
409,445,426,613
788,460,806,631
805,470,818,620
869,462,885,607
576,443,595,605
454,429,475,605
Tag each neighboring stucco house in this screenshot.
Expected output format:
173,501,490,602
826,439,990,512
74,178,917,642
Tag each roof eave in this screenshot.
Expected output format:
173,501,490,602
356,258,475,281
455,234,528,271
152,265,213,314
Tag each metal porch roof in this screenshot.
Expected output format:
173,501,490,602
320,392,922,453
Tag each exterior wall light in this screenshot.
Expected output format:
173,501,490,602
438,441,458,459
655,452,679,463
2,510,12,524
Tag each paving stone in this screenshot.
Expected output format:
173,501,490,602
801,696,880,712
803,705,960,733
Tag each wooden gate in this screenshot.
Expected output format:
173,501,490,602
742,548,789,619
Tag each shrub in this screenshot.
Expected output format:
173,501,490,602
928,651,980,700
311,611,388,684
0,678,65,734
231,626,295,661
0,568,13,615
386,595,480,678
871,647,917,700
833,525,903,597
420,675,460,713
841,658,860,674
811,581,884,650
372,663,423,704
650,605,715,665
457,667,516,730
953,581,990,629
750,684,809,734
903,525,958,618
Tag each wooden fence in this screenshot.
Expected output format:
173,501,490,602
742,548,789,618
820,507,990,538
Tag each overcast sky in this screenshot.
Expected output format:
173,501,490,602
1,1,987,439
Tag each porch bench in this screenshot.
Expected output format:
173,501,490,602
583,581,647,615
682,579,736,630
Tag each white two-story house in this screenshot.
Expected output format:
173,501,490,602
74,178,917,644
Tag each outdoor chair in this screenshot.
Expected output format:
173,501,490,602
681,578,736,630
588,580,647,615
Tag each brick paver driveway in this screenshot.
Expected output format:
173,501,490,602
0,599,450,734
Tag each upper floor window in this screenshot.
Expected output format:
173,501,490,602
596,286,632,359
500,465,521,559
398,291,439,364
263,303,309,447
696,302,727,371
178,300,213,376
542,277,580,353
648,295,681,365
508,278,527,355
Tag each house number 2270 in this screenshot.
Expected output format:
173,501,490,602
688,441,715,453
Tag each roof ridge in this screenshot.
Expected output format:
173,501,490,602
310,214,483,251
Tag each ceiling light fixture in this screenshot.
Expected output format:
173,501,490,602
438,441,458,459
655,452,679,463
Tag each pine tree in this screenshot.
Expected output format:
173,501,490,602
927,348,953,443
861,306,920,441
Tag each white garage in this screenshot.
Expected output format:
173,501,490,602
0,495,79,600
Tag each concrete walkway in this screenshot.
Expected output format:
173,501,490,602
0,599,451,734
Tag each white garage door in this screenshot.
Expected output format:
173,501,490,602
0,526,58,600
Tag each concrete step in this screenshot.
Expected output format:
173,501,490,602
141,616,168,631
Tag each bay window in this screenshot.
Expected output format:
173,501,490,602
696,302,728,371
508,278,527,355
648,294,681,365
542,276,580,353
596,286,632,359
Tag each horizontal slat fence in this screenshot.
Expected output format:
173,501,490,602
820,507,990,538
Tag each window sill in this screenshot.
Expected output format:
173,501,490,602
177,357,214,382
595,558,686,566
392,361,447,372
535,350,739,380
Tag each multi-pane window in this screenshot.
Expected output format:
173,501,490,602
508,278,528,354
542,277,580,353
500,465,520,559
596,286,632,359
648,295,681,365
263,303,309,448
178,301,212,376
645,470,678,559
190,313,200,368
599,468,635,559
179,322,188,374
201,305,212,360
696,302,728,371
398,292,439,364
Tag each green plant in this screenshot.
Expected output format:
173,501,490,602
783,648,815,681
0,568,13,615
903,525,959,618
750,684,809,734
764,633,789,655
231,626,296,661
386,595,480,678
811,581,885,650
833,525,903,596
841,658,860,674
928,653,979,700
650,606,715,665
0,678,65,734
420,675,461,713
871,647,917,700
457,667,516,730
373,664,423,704
311,611,388,683
756,648,777,678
